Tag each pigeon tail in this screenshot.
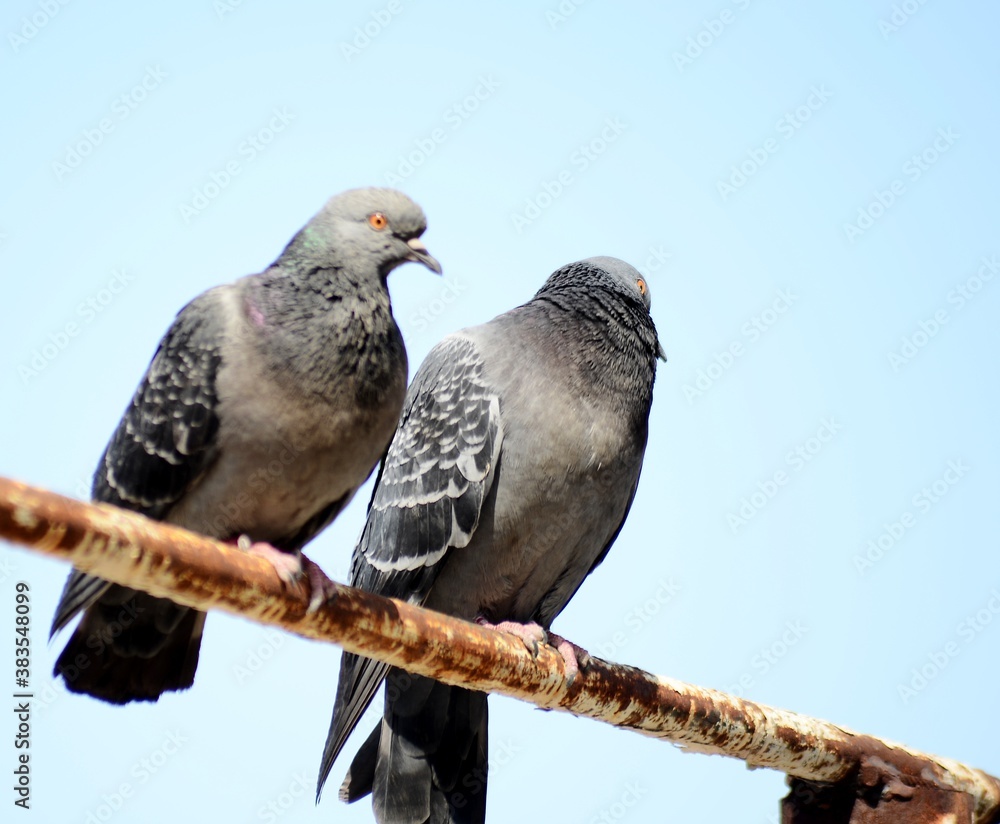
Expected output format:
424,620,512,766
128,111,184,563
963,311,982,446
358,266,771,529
53,588,205,704
341,671,488,824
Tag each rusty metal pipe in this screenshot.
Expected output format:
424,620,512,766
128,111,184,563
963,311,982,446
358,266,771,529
1,476,997,823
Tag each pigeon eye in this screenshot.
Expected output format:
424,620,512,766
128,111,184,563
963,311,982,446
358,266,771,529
636,278,647,296
368,212,388,231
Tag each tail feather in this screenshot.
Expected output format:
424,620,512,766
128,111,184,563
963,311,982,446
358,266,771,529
339,724,380,803
319,651,390,798
53,586,205,704
374,712,435,824
342,669,488,824
429,687,488,800
50,570,111,638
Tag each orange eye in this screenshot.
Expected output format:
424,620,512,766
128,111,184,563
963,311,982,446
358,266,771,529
368,212,388,230
636,278,647,296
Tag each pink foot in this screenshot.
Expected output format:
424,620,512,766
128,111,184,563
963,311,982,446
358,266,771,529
299,553,338,614
476,618,547,656
236,535,303,582
476,619,590,685
234,538,334,613
546,631,591,685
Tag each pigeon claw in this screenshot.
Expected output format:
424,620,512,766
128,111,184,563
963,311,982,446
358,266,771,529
475,620,588,684
299,554,339,614
235,538,336,613
476,618,548,658
546,632,591,686
237,536,305,585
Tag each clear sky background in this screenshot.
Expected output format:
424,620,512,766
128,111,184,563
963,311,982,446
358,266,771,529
3,2,999,822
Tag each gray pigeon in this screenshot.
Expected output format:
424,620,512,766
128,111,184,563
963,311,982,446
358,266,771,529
50,187,441,705
317,256,664,824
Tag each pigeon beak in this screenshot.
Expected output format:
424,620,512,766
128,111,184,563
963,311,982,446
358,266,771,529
657,340,668,362
405,237,443,275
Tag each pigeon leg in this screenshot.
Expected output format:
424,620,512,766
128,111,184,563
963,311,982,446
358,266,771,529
234,537,336,613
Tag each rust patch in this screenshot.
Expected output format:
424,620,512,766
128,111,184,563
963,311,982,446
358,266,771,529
2,475,999,824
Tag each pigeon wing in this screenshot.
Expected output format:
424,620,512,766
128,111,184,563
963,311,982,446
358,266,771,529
50,293,224,636
318,334,502,796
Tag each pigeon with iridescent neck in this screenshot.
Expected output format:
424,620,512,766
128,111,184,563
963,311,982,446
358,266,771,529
51,187,441,705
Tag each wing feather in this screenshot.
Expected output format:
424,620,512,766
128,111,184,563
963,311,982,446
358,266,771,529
50,294,224,637
318,334,502,796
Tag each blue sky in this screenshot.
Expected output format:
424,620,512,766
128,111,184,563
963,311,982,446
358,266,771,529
3,1,999,822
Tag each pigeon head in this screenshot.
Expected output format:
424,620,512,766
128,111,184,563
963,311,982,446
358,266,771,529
579,256,655,310
276,188,442,279
537,256,667,361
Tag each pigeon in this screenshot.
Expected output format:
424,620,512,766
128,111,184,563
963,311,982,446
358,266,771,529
318,256,665,823
50,187,442,705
